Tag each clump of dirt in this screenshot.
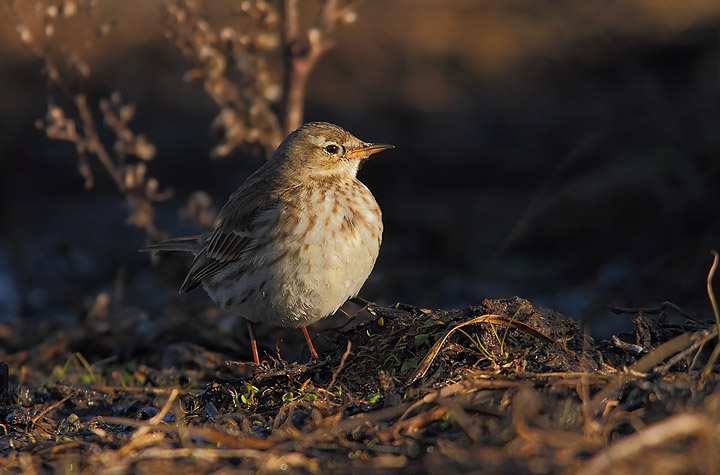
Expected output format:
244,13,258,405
1,297,719,473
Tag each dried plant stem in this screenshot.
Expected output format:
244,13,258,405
326,340,352,392
8,0,167,240
281,0,347,133
280,0,302,133
703,250,720,377
75,94,125,191
118,389,180,456
163,0,357,157
590,330,696,412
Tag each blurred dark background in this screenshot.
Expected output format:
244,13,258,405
1,0,720,352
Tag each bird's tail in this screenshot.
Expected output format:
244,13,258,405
141,236,202,253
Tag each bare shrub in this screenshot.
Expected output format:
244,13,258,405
6,0,170,240
7,0,359,240
162,0,359,158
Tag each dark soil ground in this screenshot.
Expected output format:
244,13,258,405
1,297,718,474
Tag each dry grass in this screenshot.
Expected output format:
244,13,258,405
1,297,719,473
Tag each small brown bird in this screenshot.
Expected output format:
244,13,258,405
145,122,393,364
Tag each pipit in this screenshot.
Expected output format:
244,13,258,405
144,122,393,364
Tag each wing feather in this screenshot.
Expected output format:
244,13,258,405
178,170,279,293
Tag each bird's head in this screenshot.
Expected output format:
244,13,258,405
273,122,394,179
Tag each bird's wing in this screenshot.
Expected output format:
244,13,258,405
179,230,252,292
179,175,277,293
141,236,202,253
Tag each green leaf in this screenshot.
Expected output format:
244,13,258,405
400,358,419,374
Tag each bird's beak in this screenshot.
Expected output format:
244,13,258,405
344,143,395,160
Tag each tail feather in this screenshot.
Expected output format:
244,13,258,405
141,236,202,253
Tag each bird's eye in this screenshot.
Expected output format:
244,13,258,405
325,144,342,154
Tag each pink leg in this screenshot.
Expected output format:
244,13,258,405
301,326,319,361
246,320,260,364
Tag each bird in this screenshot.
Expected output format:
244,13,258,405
143,122,393,364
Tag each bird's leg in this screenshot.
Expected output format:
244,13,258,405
246,319,260,365
301,326,319,361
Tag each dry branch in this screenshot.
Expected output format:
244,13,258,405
7,0,170,240
162,0,284,156
280,0,357,133
590,330,698,412
162,0,358,157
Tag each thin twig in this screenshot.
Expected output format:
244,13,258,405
703,250,720,377
114,389,180,457
149,389,179,425
75,94,125,190
656,329,716,375
327,340,352,393
30,392,76,427
281,0,349,133
590,330,697,412
610,335,645,355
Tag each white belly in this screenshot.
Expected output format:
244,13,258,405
203,182,382,328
